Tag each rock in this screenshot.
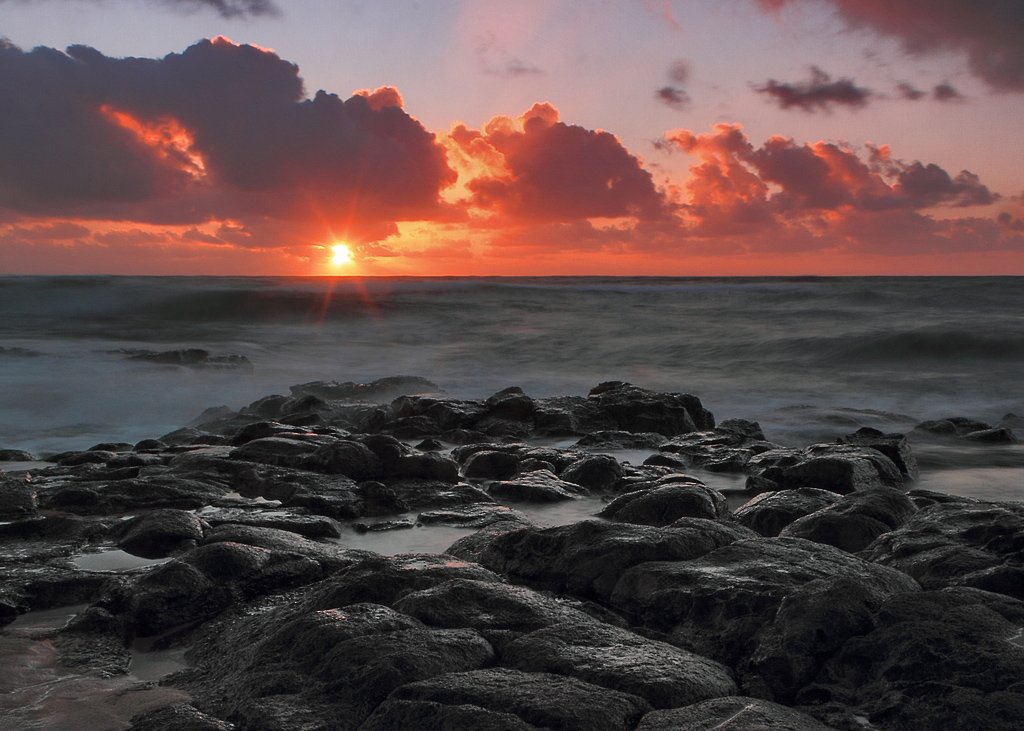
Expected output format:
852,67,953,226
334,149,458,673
290,376,442,401
747,444,903,495
734,488,842,537
838,426,919,479
40,476,231,514
780,488,918,553
116,509,206,558
716,419,766,441
306,553,504,610
199,507,341,538
388,452,460,482
0,449,36,461
393,578,597,635
464,450,522,480
353,519,415,532
660,425,777,473
229,420,305,446
583,382,715,435
126,348,252,370
575,431,668,449
363,668,651,731
301,439,382,479
802,588,1024,731
504,621,737,709
486,469,589,502
599,483,727,525
0,477,37,519
418,504,532,529
913,416,992,437
862,500,1024,598
610,537,920,667
451,519,754,601
484,387,537,422
963,427,1017,444
416,438,445,451
560,454,623,491
636,697,835,731
127,704,233,731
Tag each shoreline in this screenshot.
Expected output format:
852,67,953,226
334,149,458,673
1,379,1022,730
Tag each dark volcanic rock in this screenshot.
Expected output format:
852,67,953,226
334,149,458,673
575,431,668,449
464,450,522,480
746,444,903,495
504,621,737,708
734,488,842,537
779,488,918,553
451,519,754,601
838,427,919,479
0,476,37,519
418,504,532,529
127,704,233,731
862,500,1024,597
486,469,589,503
126,348,252,371
0,449,36,461
363,668,652,731
802,588,1024,731
660,423,778,473
636,697,835,730
115,509,207,558
290,375,442,401
561,454,624,491
40,475,231,514
581,381,714,435
599,483,727,525
610,537,920,667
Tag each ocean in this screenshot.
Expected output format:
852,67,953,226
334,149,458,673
1,275,1022,499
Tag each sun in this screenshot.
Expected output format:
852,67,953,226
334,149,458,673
330,243,353,266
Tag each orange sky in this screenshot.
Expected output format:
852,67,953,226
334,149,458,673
1,2,1023,275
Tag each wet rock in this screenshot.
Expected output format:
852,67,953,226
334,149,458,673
40,476,231,514
484,387,537,422
229,420,305,446
0,449,36,461
802,588,1024,731
838,427,919,479
733,488,841,537
464,450,522,480
780,488,918,553
611,537,920,667
963,426,1017,444
385,479,494,513
306,553,504,610
393,578,597,635
486,469,589,503
561,454,623,491
125,348,252,371
862,500,1024,597
363,668,651,731
127,704,233,731
416,438,445,451
353,519,415,532
636,697,835,731
229,435,327,469
290,375,442,401
201,524,360,571
599,483,727,525
58,450,116,466
299,439,382,479
660,424,777,473
418,504,532,529
0,476,37,519
504,621,737,708
116,509,207,558
574,431,668,449
746,444,903,495
387,451,460,482
133,438,166,451
199,507,341,539
913,416,992,437
582,382,714,435
452,519,753,601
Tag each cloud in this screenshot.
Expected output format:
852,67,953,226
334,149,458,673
0,38,456,242
447,102,669,223
896,82,926,101
755,65,873,111
655,86,691,110
760,0,1024,92
659,123,1007,253
474,32,543,78
932,82,963,101
0,0,279,18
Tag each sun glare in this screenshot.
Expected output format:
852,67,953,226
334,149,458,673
330,243,353,266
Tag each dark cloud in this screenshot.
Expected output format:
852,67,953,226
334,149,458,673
0,38,456,241
896,82,926,100
756,65,873,111
450,103,668,223
0,0,279,18
932,82,963,101
760,0,1024,92
655,86,691,110
668,59,691,84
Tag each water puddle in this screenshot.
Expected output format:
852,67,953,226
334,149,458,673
73,550,172,572
1,605,191,730
915,466,1024,502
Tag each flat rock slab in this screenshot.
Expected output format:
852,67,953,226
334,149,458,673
636,697,836,730
503,620,737,708
363,668,651,731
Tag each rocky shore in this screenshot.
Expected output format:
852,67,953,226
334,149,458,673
1,378,1021,730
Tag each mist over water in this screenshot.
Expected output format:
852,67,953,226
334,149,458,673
1,275,1022,498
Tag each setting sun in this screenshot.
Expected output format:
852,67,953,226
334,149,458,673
330,243,353,266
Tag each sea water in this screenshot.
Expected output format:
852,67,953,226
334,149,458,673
1,275,1021,498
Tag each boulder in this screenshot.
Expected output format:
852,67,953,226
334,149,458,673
780,488,918,553
838,427,919,479
116,509,206,558
734,488,841,537
560,454,624,491
636,697,835,731
486,470,589,503
747,444,903,495
0,477,37,520
599,483,727,525
362,668,651,731
504,621,737,708
464,450,521,480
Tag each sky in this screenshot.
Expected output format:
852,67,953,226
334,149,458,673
1,0,1023,276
